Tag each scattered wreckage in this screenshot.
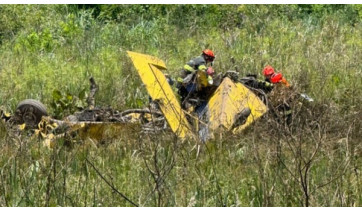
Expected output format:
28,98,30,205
1,51,274,145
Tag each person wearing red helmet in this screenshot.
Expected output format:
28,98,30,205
263,65,290,87
181,49,214,76
179,49,215,82
262,65,275,78
240,65,277,94
262,65,293,124
177,49,216,107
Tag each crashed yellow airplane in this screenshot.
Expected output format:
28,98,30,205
127,51,268,140
1,51,268,143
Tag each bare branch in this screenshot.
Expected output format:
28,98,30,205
85,158,138,207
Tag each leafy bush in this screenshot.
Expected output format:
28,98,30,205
50,88,87,119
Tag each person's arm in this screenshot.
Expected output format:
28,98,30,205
184,59,196,72
281,77,290,87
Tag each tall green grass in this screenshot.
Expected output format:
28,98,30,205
0,122,360,206
0,5,361,206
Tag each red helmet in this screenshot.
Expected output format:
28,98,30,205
263,65,275,77
270,73,283,84
202,49,215,58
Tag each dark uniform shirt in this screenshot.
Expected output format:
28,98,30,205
185,56,206,71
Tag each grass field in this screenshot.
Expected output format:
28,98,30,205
0,5,361,206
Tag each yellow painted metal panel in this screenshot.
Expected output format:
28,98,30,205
208,77,268,133
37,117,141,148
77,122,140,141
127,51,194,139
233,83,268,132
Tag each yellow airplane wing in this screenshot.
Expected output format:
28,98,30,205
208,77,268,133
127,51,194,139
